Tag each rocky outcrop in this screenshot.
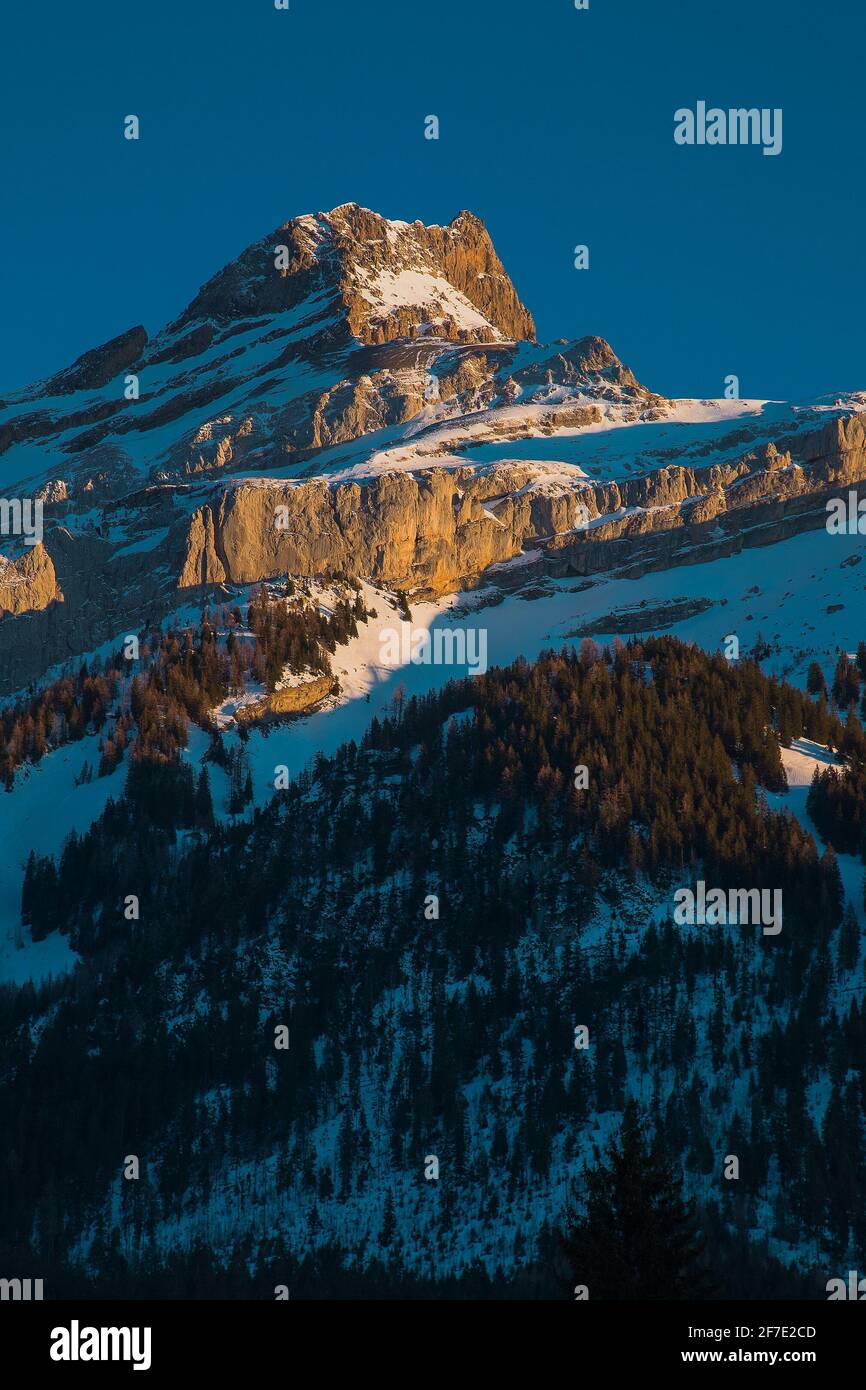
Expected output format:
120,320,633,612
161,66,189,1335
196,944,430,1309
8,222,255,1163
42,325,147,397
235,674,336,725
0,527,170,692
0,544,61,617
515,336,645,394
337,206,536,345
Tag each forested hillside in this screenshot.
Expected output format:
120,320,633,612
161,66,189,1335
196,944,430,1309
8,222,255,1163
0,578,371,789
2,637,865,1298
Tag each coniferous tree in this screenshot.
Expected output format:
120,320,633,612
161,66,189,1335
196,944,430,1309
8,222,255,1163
807,661,826,697
195,768,215,829
560,1101,712,1299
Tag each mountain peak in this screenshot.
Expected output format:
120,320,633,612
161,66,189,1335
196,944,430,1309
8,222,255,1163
170,202,536,348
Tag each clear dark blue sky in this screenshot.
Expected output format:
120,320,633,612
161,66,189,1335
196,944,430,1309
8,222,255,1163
2,0,863,401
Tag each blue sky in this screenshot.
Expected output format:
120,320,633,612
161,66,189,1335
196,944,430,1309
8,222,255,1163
1,0,863,401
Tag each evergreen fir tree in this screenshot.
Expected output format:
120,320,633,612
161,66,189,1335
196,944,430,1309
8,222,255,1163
560,1101,712,1299
807,661,826,697
195,767,215,829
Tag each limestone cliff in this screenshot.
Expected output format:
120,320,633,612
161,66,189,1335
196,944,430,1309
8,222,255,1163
177,414,866,594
